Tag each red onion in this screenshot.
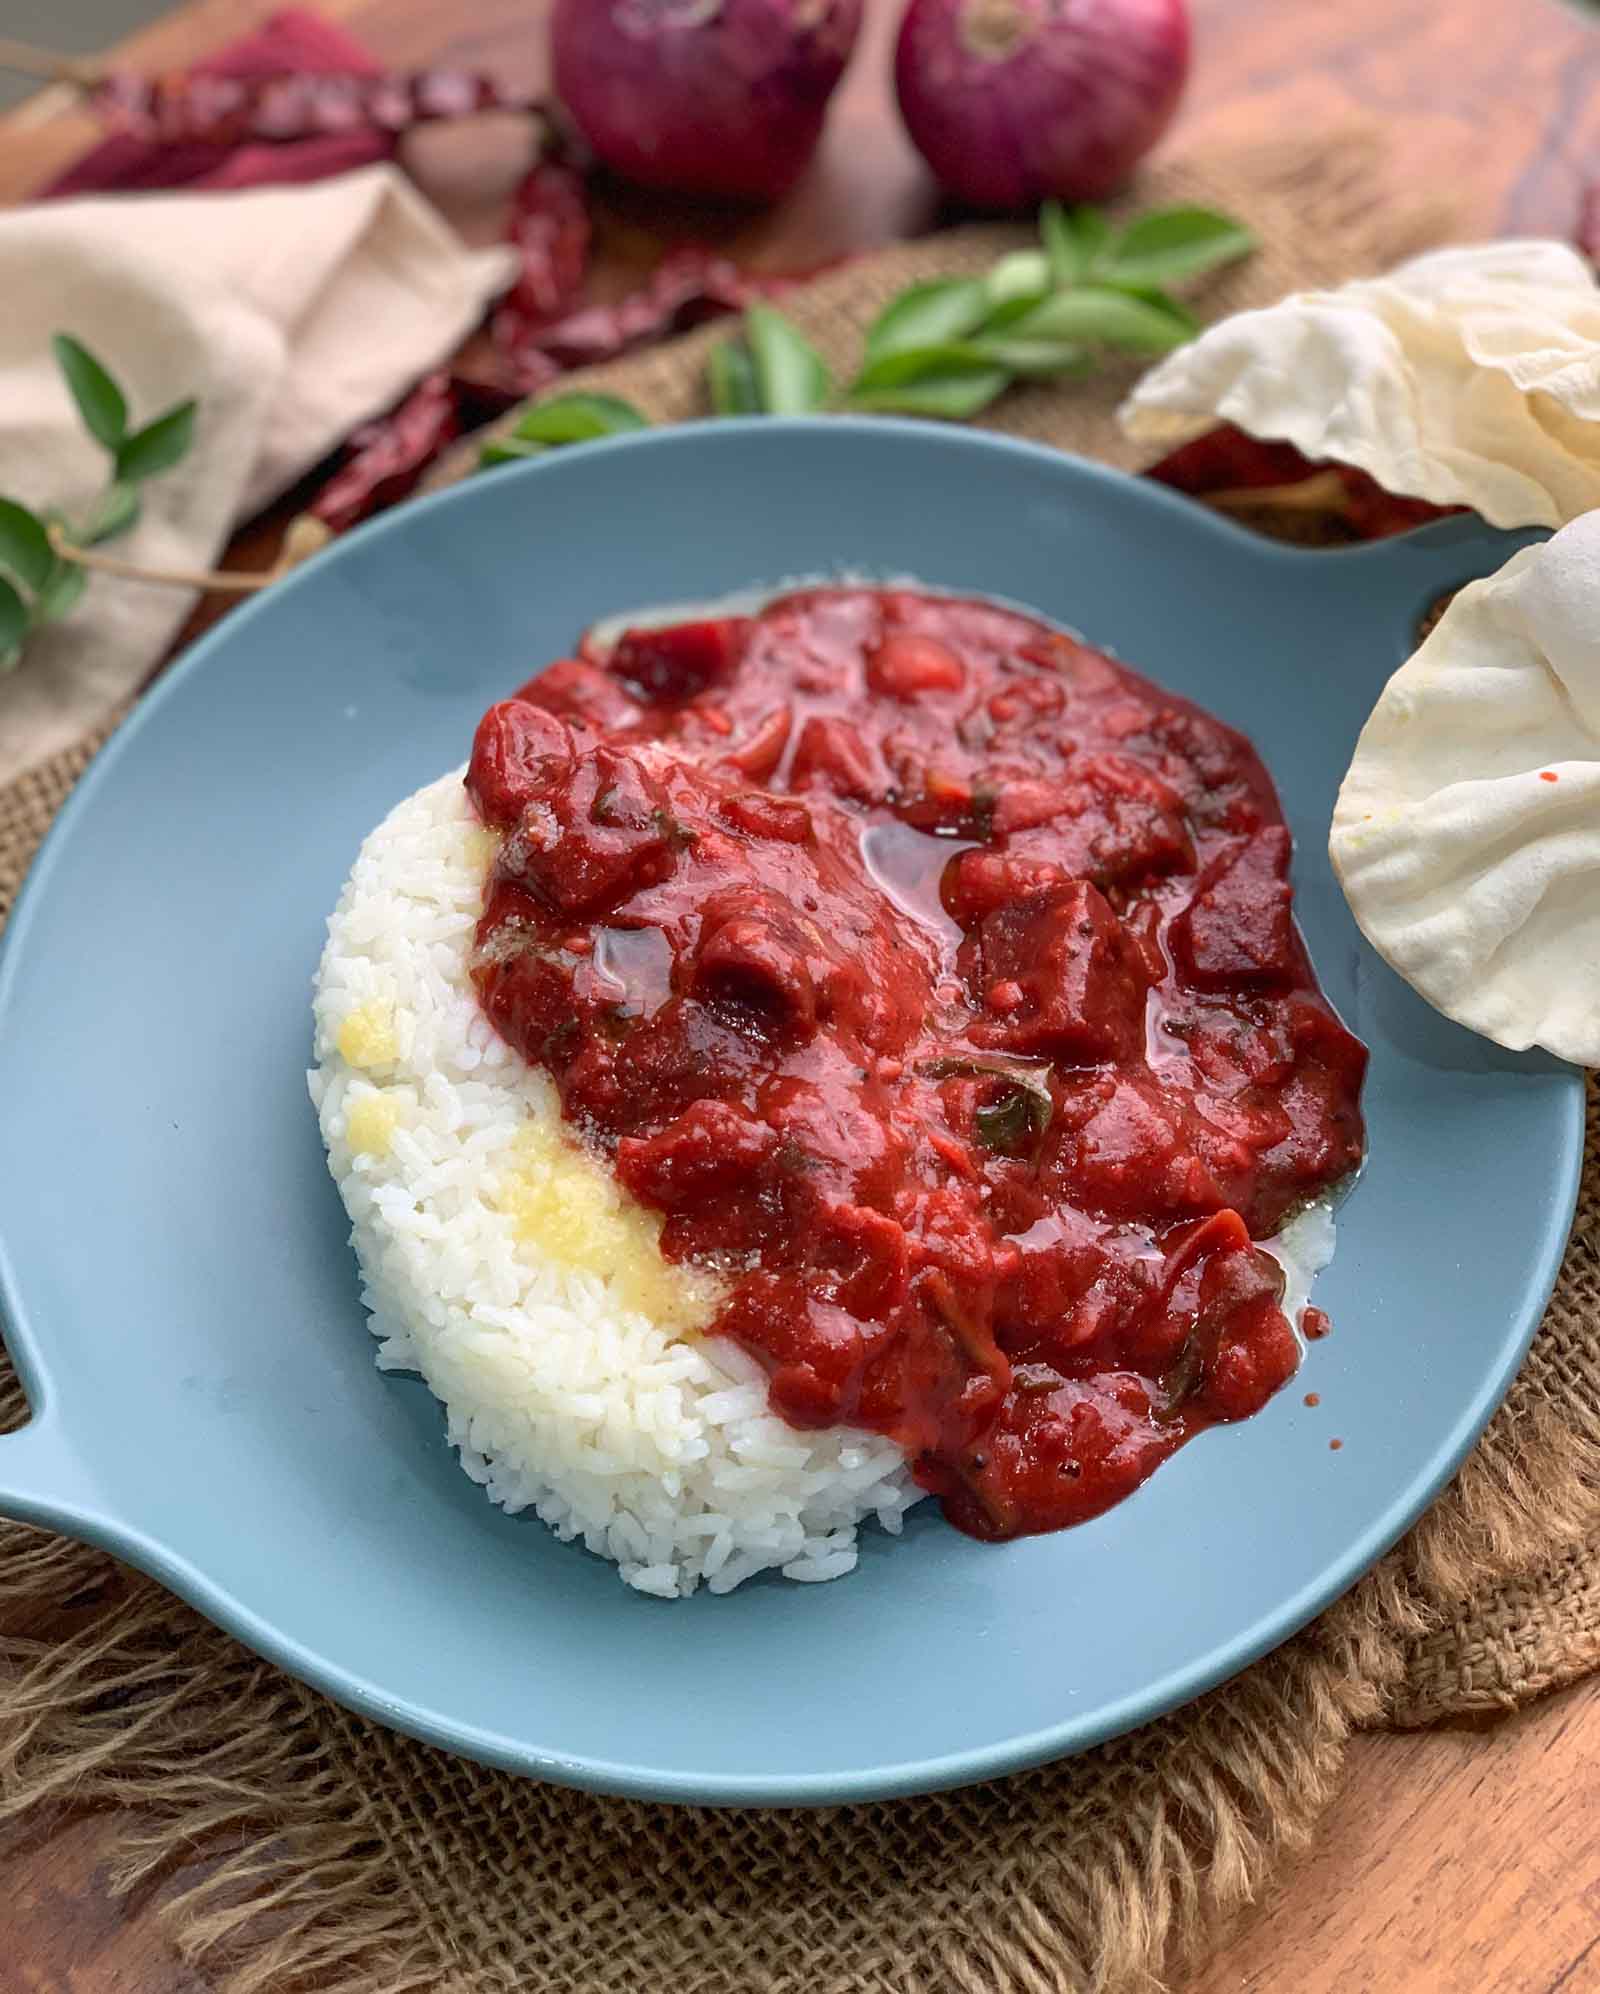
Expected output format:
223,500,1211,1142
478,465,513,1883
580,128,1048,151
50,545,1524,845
894,0,1190,210
551,0,864,203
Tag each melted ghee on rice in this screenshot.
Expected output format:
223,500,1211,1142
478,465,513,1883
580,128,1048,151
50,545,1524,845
496,1118,718,1336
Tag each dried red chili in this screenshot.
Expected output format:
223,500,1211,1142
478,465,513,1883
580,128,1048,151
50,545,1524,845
488,160,595,392
308,371,465,534
314,225,803,514
86,64,536,145
498,244,794,383
42,9,395,197
1143,422,1460,541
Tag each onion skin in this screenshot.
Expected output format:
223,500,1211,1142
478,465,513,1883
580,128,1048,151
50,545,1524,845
552,0,865,203
894,0,1191,210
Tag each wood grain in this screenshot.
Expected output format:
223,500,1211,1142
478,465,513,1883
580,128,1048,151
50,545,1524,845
6,1816,214,1994
1187,1683,1600,1994
2,0,1599,1987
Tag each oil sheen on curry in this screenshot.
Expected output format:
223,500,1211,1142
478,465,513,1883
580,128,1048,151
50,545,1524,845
465,587,1367,1542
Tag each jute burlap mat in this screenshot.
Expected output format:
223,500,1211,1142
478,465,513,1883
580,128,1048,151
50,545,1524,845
2,135,1598,1994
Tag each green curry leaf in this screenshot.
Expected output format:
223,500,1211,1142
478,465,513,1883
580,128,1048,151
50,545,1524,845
1004,285,1196,353
479,435,547,468
982,249,1050,309
1103,207,1257,289
32,556,87,624
52,334,129,452
707,339,763,416
846,346,1014,418
512,392,649,445
974,1082,1054,1159
0,500,55,594
863,278,993,364
0,576,28,668
1041,202,1113,286
80,482,141,546
115,400,198,483
745,305,832,414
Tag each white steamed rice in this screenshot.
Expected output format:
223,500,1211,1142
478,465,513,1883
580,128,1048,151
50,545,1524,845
309,770,923,1597
310,769,1336,1597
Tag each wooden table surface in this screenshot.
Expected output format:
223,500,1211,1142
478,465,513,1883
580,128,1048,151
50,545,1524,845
4,1,1600,1989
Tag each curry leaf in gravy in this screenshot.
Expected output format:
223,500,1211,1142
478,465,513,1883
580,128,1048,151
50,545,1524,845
974,1084,1053,1159
1153,1338,1205,1425
918,1057,1055,1159
650,806,699,849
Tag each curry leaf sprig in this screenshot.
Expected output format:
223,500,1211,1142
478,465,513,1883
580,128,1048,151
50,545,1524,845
718,203,1256,420
476,200,1254,470
0,334,196,672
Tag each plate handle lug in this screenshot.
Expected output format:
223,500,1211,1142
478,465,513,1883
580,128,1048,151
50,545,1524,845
0,1407,93,1532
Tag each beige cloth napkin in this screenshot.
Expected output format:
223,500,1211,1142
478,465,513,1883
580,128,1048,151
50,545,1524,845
0,164,513,785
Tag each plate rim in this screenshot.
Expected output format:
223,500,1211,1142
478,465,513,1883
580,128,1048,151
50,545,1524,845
0,417,1583,1805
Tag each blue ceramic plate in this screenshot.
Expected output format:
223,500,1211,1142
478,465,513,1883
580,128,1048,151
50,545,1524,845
0,421,1582,1805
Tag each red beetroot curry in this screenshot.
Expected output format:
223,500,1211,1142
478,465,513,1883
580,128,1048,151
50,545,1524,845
466,588,1366,1541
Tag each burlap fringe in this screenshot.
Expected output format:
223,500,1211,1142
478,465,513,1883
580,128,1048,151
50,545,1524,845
1407,1398,1600,1609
